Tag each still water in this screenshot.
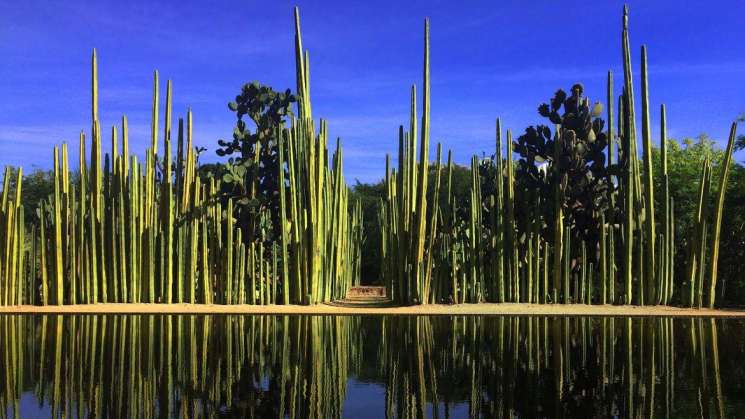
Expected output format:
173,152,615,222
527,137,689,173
0,315,743,418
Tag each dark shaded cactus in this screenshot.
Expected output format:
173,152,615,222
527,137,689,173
517,84,612,244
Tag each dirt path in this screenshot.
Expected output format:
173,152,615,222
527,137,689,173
0,303,744,317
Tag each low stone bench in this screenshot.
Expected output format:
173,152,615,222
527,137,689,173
346,286,386,298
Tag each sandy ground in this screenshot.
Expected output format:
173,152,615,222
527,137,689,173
0,303,744,317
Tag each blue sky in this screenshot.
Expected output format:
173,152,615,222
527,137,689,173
1,0,743,183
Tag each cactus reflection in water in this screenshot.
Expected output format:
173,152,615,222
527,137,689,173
0,314,740,418
0,315,356,418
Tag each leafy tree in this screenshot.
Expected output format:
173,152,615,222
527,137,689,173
350,181,385,284
653,135,724,229
735,113,745,153
652,135,745,305
22,169,56,226
3,167,55,227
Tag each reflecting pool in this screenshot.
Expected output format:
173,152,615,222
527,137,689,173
0,315,743,418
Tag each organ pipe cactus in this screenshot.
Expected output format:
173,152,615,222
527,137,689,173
621,5,636,305
706,123,738,308
639,45,656,304
375,4,738,309
495,119,505,303
686,158,710,307
0,7,361,307
379,18,435,305
0,5,739,310
660,104,672,305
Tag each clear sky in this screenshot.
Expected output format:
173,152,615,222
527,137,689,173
1,0,743,183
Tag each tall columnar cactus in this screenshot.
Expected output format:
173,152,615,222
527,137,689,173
379,18,436,305
278,129,291,305
494,119,505,303
1,168,23,306
621,5,637,305
606,70,617,304
659,104,672,305
706,123,738,308
278,8,361,304
551,128,564,304
0,8,362,307
411,18,431,304
52,148,64,305
687,158,711,307
423,144,442,302
1,5,739,309
468,154,481,302
373,5,739,309
505,130,517,302
639,45,656,304
163,80,175,304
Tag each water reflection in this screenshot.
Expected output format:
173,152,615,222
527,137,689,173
0,315,741,418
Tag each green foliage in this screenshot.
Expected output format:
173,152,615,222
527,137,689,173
1,168,55,227
350,181,385,283
216,81,296,243
653,135,745,305
735,113,745,152
653,135,725,234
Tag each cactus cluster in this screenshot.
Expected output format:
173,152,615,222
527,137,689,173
379,20,434,304
0,167,24,306
0,8,361,306
0,6,738,308
380,6,738,307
